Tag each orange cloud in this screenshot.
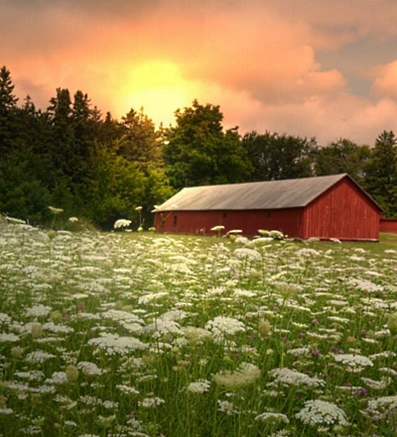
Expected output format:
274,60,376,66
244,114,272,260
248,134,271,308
371,60,397,100
2,0,397,146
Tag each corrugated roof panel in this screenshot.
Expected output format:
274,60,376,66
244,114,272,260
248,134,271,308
155,174,348,211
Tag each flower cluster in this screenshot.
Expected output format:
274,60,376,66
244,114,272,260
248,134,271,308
113,219,132,229
213,362,261,389
1,217,397,436
296,399,348,427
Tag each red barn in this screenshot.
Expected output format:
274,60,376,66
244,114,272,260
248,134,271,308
153,174,382,241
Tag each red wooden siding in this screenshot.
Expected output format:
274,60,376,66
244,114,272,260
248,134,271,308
153,176,381,241
154,208,305,237
303,178,380,240
380,218,397,234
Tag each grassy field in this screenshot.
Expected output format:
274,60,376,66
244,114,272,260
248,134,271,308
1,219,397,436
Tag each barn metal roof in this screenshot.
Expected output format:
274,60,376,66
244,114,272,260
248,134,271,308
154,174,362,212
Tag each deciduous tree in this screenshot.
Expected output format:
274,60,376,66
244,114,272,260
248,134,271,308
314,138,371,184
242,131,316,181
163,100,251,189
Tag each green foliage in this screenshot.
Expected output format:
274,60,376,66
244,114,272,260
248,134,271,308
163,100,251,189
0,66,175,228
119,108,163,172
2,63,397,226
0,66,18,113
363,131,397,217
0,153,51,223
314,138,371,184
84,141,147,228
242,131,316,181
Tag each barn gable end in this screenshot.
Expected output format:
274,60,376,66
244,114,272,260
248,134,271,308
303,177,380,240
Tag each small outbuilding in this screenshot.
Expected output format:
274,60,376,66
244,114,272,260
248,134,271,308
153,174,382,241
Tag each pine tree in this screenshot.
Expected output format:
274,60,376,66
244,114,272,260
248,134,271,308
364,130,397,216
0,66,19,154
0,66,18,114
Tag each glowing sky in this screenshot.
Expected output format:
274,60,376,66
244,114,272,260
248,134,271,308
2,0,397,145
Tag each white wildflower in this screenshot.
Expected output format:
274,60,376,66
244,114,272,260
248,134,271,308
181,326,212,343
113,219,132,229
257,229,284,240
207,286,227,296
77,361,103,376
139,397,165,408
226,229,242,235
369,351,397,360
116,385,139,395
0,313,12,324
205,316,246,341
25,350,56,364
296,399,348,426
5,216,26,224
102,309,145,332
143,319,182,337
233,248,262,261
25,305,52,318
138,292,169,304
15,370,45,381
213,362,260,389
269,431,291,437
48,206,63,214
218,400,238,415
379,367,397,376
269,368,325,388
364,395,397,420
334,354,373,371
255,412,290,423
88,333,147,355
186,379,211,394
349,279,384,293
361,377,391,390
235,236,249,245
42,322,74,334
296,248,321,257
0,333,19,342
287,347,310,357
45,372,68,385
210,225,225,232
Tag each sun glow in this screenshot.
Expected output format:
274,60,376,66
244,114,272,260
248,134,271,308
119,61,194,127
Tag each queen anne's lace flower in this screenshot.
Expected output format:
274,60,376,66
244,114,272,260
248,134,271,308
0,333,19,342
255,412,290,423
269,367,325,388
77,361,103,376
25,305,52,318
213,362,260,389
205,316,246,341
186,379,211,394
218,400,238,415
88,333,147,355
334,354,373,370
113,219,132,229
139,397,165,408
233,248,262,261
296,399,348,426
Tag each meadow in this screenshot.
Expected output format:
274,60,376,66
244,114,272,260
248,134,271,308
1,217,397,437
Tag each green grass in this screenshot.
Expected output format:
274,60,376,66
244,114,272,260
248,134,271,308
1,223,397,436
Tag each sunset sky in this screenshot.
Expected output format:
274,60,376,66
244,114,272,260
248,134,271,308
2,0,397,145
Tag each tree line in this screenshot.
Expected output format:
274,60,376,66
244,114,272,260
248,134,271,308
1,66,397,229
